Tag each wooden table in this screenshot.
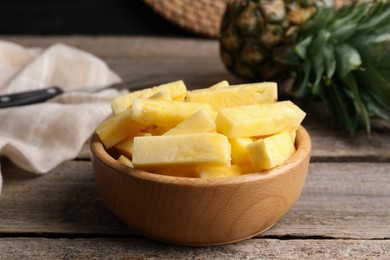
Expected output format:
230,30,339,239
1,36,389,259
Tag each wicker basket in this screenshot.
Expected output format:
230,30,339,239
144,0,230,38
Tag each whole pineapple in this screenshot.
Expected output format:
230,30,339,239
220,0,390,135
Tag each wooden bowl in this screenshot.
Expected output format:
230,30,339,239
91,126,311,246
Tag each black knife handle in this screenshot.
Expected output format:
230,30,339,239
0,87,64,108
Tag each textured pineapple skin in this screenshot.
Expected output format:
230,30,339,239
219,0,350,80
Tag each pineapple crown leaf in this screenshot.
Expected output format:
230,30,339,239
335,43,362,78
352,33,390,63
283,0,390,135
294,36,313,60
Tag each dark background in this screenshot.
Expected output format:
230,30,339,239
0,0,196,36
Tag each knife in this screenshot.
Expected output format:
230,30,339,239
0,76,178,109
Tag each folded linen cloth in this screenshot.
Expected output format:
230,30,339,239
0,40,122,195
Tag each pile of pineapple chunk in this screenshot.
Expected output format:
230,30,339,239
96,80,306,178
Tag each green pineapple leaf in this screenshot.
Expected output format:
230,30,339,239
335,44,362,78
290,1,390,135
323,43,336,85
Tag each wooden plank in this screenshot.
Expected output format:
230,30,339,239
309,129,390,162
267,162,390,239
104,57,243,90
0,238,389,259
0,159,131,235
0,36,222,59
1,160,389,240
304,104,390,161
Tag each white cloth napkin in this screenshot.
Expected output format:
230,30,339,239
0,40,122,194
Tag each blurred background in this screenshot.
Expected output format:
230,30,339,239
0,0,198,37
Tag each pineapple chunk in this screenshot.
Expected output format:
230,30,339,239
290,130,297,144
200,164,253,178
96,109,147,149
153,126,172,135
229,137,254,164
131,98,214,128
208,80,229,90
186,82,277,110
215,101,306,138
111,89,151,116
148,90,172,101
247,131,296,171
163,109,216,135
114,132,152,158
132,133,231,168
117,155,134,168
115,137,134,159
111,80,187,115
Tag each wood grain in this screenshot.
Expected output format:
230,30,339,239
1,159,389,240
268,162,390,239
0,159,130,235
0,36,222,59
0,238,389,259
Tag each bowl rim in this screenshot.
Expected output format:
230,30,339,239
90,126,311,187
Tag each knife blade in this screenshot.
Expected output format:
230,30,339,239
0,75,179,108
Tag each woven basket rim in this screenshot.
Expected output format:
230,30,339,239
144,0,229,38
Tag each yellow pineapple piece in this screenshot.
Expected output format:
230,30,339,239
215,101,306,138
117,155,134,168
111,89,151,116
247,131,296,171
131,98,214,128
163,109,216,136
208,80,229,90
290,130,297,144
132,133,231,168
186,82,277,110
199,164,253,178
148,90,172,101
229,137,254,164
153,126,172,135
114,132,152,158
111,80,187,115
96,109,147,149
115,137,134,159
